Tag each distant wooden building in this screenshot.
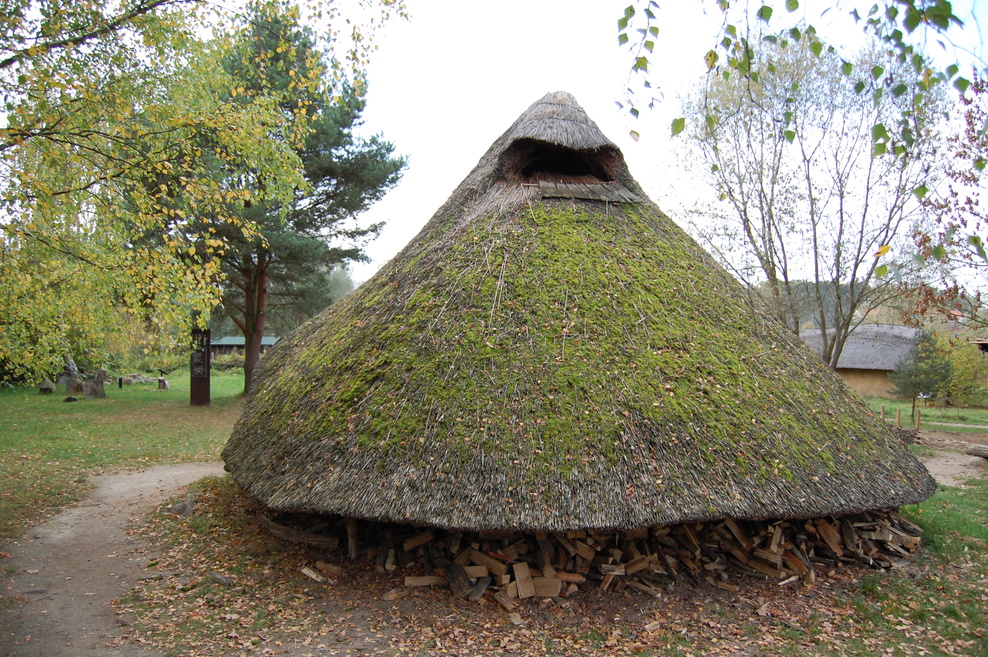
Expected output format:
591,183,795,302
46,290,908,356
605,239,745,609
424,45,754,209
211,336,279,359
969,338,988,354
800,324,923,398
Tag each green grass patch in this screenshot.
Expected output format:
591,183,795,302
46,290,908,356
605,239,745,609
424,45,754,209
830,482,988,656
0,370,243,540
903,477,988,554
907,443,937,459
865,397,988,434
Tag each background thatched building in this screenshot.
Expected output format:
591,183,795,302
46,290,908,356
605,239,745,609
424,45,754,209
801,325,924,398
223,92,935,533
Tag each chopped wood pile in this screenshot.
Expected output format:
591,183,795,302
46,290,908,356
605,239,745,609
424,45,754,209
265,510,923,604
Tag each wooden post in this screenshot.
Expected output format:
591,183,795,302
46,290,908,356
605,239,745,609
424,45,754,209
190,327,210,407
895,409,901,427
915,410,921,431
346,518,359,561
881,406,885,421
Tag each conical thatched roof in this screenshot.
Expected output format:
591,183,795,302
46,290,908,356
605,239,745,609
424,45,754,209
222,91,935,532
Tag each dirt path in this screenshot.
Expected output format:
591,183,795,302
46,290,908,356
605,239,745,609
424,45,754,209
920,451,987,487
914,431,988,488
0,436,984,657
0,462,224,657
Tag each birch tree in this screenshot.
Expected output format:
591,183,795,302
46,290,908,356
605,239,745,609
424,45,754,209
0,0,403,381
911,75,988,326
617,0,975,142
682,31,945,367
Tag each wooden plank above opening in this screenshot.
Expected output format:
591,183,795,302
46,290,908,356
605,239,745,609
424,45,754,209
539,180,640,203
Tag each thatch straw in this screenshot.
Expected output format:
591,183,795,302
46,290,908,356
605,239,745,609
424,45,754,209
222,91,935,532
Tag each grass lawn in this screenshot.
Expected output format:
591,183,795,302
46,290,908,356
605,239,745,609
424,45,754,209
0,370,243,541
865,397,988,434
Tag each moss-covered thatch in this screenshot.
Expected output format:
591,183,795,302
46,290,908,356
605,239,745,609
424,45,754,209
222,91,935,532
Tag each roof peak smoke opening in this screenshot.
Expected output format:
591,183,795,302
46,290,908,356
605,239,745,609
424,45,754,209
500,138,619,184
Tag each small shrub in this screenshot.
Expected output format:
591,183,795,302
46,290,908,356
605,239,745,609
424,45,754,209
129,350,189,374
211,353,245,371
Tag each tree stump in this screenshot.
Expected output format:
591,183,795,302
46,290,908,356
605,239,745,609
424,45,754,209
84,380,105,399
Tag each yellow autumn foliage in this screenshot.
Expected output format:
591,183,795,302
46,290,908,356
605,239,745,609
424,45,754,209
0,0,404,381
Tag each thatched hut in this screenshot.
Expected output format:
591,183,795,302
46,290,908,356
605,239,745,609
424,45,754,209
223,92,935,533
801,324,924,398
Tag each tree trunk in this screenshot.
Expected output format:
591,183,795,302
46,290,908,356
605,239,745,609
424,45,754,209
242,261,269,395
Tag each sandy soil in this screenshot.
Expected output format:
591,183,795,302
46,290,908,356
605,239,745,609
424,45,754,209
0,462,224,657
0,435,984,657
912,430,988,488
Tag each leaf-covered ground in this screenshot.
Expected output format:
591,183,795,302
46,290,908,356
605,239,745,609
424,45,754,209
118,476,988,656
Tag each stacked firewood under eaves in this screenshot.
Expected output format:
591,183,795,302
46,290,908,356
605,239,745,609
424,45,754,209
273,510,923,604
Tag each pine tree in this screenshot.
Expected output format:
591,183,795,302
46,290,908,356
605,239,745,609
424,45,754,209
888,332,953,418
212,1,405,392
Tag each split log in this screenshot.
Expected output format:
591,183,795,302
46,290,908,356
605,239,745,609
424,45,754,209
384,588,410,601
723,518,752,550
258,516,339,549
403,530,433,552
207,571,234,586
814,519,845,557
493,590,516,611
573,540,596,561
463,565,488,578
315,561,346,577
513,562,536,599
469,549,509,577
259,508,923,605
627,580,662,597
405,575,447,587
468,577,491,601
446,563,473,598
532,577,562,598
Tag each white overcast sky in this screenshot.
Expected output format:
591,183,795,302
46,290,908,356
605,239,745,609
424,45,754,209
347,0,987,283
